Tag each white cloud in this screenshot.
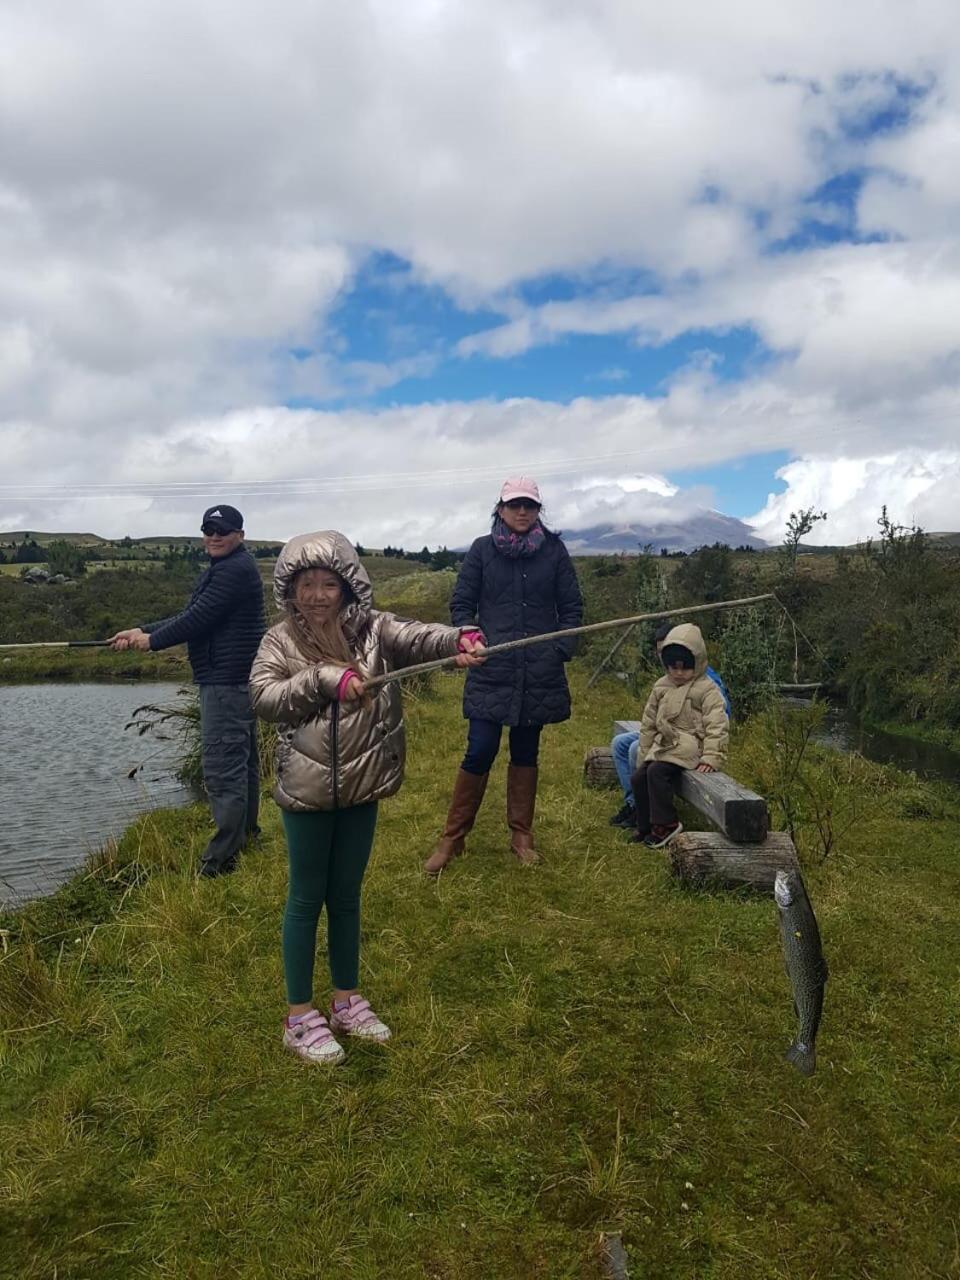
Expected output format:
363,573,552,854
460,240,960,404
748,451,960,545
5,378,957,546
1,1,960,544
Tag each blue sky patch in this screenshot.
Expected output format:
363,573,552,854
667,450,791,518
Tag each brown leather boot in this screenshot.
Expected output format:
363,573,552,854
424,769,489,876
507,764,541,865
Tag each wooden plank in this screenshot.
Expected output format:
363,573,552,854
612,720,769,843
678,770,769,843
668,831,799,892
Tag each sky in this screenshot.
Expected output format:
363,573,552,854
1,0,959,550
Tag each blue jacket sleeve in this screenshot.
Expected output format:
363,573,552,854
147,563,242,651
706,666,732,718
450,540,484,628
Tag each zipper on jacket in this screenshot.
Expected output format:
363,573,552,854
331,700,340,809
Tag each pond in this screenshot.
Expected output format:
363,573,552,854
786,699,960,785
0,682,198,906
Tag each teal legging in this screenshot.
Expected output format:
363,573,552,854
281,803,378,1004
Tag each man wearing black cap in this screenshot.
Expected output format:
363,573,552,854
109,505,267,877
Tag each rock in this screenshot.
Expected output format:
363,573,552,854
22,567,50,584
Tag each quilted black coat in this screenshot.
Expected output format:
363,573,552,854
451,532,583,726
144,545,266,685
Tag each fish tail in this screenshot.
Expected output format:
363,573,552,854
785,1041,817,1077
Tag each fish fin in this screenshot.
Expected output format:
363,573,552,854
785,1042,816,1077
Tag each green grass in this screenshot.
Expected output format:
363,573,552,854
868,716,960,755
0,646,189,683
1,672,958,1278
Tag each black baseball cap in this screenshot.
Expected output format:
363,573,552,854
201,504,244,533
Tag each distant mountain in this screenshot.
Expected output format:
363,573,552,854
561,510,769,554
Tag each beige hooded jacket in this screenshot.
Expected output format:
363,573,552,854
638,623,729,771
249,531,465,812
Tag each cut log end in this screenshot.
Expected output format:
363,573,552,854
584,745,619,789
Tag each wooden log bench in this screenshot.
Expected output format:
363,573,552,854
584,719,799,891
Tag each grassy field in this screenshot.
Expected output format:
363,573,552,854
0,645,190,683
1,671,958,1278
0,555,444,682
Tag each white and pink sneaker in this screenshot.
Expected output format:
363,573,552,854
282,1010,345,1065
330,995,391,1042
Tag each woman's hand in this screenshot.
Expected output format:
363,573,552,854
455,632,486,668
695,762,715,774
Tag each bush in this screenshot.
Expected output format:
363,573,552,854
736,700,915,864
715,605,778,719
45,540,88,577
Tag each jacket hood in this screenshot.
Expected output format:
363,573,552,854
273,531,374,625
662,622,708,678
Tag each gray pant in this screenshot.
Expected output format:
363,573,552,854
198,683,260,871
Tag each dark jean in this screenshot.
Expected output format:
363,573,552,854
198,683,260,871
461,718,542,775
631,761,685,831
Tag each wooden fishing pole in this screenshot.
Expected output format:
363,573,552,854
0,640,111,650
362,593,776,691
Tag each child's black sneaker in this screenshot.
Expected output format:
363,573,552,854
643,822,683,848
609,802,636,828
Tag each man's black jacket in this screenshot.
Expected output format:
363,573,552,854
145,545,266,685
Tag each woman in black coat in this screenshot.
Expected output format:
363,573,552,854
424,477,583,874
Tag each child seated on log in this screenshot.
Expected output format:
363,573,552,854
628,622,729,848
609,621,730,829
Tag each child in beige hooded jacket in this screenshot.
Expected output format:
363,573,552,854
630,622,729,848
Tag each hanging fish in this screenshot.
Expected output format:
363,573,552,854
774,869,828,1076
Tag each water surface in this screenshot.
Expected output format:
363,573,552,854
0,682,197,906
787,699,960,785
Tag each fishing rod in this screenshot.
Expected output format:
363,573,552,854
1,591,778,677
0,639,112,650
362,593,776,691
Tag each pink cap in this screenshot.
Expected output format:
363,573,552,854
499,476,542,504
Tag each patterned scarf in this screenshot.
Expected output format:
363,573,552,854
492,516,546,560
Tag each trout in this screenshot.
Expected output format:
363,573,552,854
774,869,828,1076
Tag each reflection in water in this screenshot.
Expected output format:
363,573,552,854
787,699,960,784
0,682,198,905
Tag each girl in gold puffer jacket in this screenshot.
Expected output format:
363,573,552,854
250,531,483,1065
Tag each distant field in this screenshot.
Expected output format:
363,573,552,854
0,561,165,577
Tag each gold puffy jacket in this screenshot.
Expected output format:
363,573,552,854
249,531,465,812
